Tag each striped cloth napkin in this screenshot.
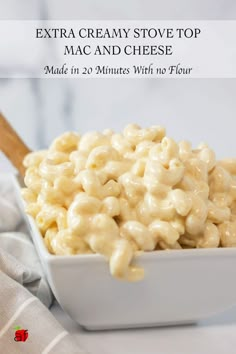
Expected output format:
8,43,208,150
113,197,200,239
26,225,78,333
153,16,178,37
0,174,87,353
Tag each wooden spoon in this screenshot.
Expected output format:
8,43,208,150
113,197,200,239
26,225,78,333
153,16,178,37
0,112,31,176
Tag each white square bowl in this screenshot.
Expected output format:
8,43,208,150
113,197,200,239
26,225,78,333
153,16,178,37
14,176,236,330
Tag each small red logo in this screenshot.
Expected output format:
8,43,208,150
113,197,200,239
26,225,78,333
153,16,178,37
14,326,29,342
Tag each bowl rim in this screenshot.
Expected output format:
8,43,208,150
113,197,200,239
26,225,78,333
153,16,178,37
27,215,236,264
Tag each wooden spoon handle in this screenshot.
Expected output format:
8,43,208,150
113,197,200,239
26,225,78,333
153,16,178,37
0,112,31,176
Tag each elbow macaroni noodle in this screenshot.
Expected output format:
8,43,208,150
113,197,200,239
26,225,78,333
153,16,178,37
22,124,236,281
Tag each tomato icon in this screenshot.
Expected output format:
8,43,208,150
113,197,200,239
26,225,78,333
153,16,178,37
14,326,29,342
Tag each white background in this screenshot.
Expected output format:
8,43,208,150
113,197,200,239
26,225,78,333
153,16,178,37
0,0,235,159
0,1,236,159
1,78,235,161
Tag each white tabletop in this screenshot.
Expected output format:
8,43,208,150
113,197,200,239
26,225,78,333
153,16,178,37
51,302,236,354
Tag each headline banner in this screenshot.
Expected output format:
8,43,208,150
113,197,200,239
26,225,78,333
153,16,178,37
0,21,236,78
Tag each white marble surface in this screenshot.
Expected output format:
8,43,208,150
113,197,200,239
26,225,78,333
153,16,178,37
51,301,236,354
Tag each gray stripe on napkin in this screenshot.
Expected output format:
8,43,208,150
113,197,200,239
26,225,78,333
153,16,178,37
0,270,87,354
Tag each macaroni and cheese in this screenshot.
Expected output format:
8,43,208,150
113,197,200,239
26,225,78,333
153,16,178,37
22,124,236,281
